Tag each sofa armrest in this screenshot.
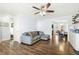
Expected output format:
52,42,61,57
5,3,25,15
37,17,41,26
39,31,45,36
21,35,32,44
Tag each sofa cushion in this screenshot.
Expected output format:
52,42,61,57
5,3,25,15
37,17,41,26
37,31,39,35
30,31,38,38
23,31,42,38
25,33,30,36
39,31,45,36
32,35,40,41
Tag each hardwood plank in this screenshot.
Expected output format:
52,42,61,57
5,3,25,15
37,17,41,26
0,35,75,55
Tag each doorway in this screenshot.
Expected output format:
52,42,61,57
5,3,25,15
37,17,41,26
50,23,71,54
10,23,14,40
51,23,68,43
9,17,14,40
52,24,54,35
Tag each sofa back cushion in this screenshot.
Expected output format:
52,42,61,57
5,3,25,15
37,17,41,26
25,33,30,36
29,31,38,38
39,31,45,36
23,31,44,38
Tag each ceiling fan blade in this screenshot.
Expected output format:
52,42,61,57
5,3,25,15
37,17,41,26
32,6,40,10
46,3,51,8
34,12,40,15
46,10,54,13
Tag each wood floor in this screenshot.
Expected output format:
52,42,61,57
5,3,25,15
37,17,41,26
0,35,75,55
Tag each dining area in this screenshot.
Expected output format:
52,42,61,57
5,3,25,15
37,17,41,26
55,25,68,42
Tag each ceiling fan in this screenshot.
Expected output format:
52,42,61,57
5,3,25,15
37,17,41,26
32,3,54,16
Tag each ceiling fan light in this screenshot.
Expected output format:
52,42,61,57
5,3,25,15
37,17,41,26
40,11,46,16
40,12,43,16
43,11,46,15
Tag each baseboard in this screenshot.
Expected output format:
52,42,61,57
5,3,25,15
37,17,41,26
1,39,10,41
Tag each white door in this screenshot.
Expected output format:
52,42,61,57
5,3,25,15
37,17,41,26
2,27,10,41
0,27,2,41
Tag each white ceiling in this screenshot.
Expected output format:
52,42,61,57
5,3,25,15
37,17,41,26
0,3,79,18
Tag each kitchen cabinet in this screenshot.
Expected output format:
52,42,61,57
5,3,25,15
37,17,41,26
69,29,79,51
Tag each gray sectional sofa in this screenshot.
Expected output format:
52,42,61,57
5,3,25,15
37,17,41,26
21,31,45,45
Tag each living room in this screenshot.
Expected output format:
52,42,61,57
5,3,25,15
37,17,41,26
0,3,79,55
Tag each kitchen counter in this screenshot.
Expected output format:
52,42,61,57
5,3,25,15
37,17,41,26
69,29,79,51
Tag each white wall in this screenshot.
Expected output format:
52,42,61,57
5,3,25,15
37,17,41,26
0,14,73,44
37,16,72,39
19,16,37,33
0,16,10,41
14,15,37,43
37,19,52,35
